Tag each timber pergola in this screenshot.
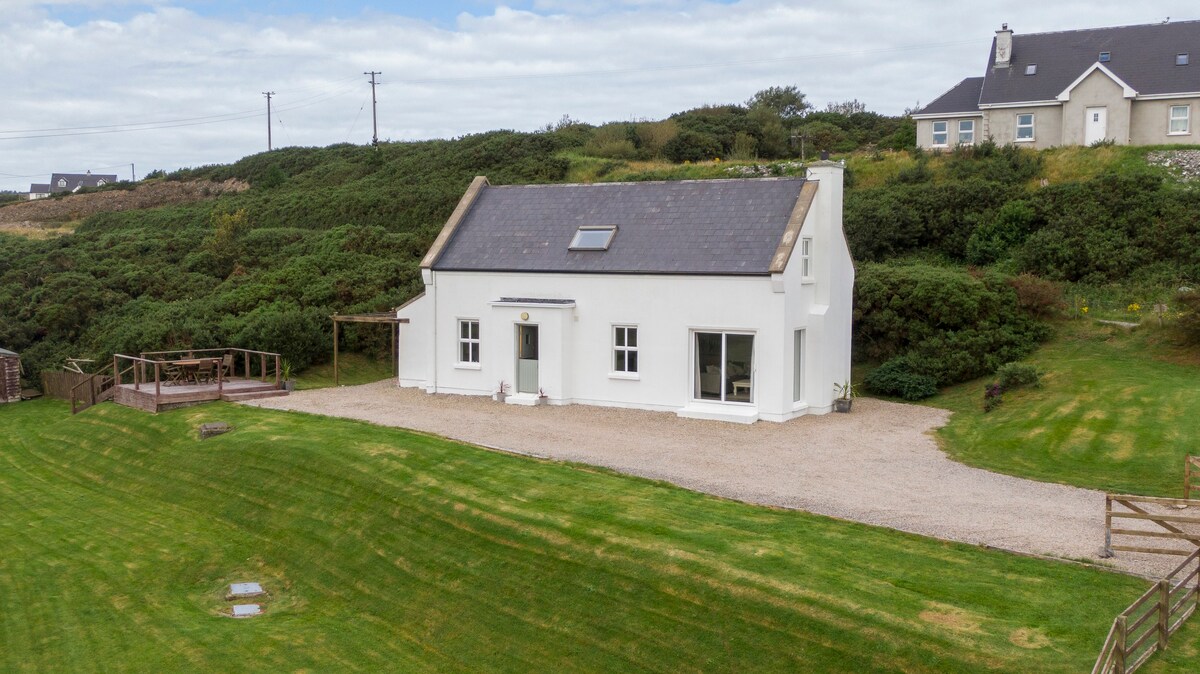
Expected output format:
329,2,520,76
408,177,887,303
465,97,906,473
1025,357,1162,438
330,312,409,386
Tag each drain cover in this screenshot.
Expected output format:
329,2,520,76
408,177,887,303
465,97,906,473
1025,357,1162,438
229,582,264,597
232,604,261,617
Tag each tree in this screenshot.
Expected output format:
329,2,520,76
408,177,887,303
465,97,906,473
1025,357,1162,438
825,99,867,115
745,85,811,121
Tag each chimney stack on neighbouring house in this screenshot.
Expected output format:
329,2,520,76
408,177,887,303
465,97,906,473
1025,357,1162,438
994,23,1013,68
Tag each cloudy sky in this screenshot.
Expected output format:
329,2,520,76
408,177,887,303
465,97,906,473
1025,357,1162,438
0,0,1193,191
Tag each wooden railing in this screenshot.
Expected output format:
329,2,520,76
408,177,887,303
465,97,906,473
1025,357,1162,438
139,348,281,387
1105,493,1200,557
69,361,130,414
1093,548,1200,674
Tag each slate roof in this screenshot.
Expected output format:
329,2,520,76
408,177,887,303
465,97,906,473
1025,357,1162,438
48,173,118,193
28,184,49,194
431,178,807,276
918,20,1200,115
916,77,984,115
981,21,1200,104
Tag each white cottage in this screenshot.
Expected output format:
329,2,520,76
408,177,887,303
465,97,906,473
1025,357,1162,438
396,162,852,423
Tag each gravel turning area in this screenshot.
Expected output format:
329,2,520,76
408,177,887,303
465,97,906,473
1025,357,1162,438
248,381,1178,577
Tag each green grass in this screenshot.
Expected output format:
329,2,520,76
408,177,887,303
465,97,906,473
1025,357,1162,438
296,352,394,390
932,320,1200,496
0,398,1176,671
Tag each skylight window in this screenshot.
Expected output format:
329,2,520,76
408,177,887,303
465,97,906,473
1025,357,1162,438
1099,51,1111,63
569,225,617,251
1178,53,1190,66
1024,64,1038,76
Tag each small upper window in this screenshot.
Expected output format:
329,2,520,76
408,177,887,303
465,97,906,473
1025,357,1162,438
569,225,616,251
1099,52,1111,63
57,178,67,187
1178,53,1190,66
1024,64,1038,76
96,179,106,186
800,237,813,278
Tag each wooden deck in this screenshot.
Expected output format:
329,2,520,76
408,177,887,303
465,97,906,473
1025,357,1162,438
113,378,286,413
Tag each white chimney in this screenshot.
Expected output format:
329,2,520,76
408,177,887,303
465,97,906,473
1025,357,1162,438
994,23,1013,68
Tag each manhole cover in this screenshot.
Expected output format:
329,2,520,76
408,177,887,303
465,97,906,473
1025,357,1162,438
232,604,262,618
229,582,264,597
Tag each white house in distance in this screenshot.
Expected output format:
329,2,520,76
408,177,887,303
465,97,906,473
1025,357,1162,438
396,163,853,424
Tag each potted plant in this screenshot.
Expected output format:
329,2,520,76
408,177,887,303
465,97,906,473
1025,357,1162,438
494,381,510,402
281,360,296,392
833,381,854,413
535,388,549,406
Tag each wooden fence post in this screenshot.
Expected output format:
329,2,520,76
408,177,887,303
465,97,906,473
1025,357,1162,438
1187,458,1193,500
1105,495,1114,558
1159,579,1171,650
274,354,280,389
1115,614,1127,674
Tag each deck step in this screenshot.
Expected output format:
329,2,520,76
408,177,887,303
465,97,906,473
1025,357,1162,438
221,390,289,402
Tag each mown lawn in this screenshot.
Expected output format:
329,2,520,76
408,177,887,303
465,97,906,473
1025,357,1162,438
933,320,1200,497
296,351,394,390
0,398,1168,671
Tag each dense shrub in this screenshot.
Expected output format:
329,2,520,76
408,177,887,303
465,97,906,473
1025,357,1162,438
1177,290,1200,344
1006,273,1065,318
663,130,723,163
854,263,1050,388
863,356,938,400
995,362,1041,390
966,200,1038,265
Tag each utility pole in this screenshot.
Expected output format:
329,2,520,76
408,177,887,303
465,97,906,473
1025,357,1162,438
130,163,135,182
364,71,381,146
262,91,275,150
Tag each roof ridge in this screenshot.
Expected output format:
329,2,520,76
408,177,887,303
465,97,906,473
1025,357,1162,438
1012,19,1200,39
488,176,806,189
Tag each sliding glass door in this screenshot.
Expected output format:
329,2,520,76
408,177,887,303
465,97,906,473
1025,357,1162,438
694,331,754,403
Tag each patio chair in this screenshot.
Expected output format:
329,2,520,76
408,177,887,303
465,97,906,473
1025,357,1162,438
220,354,234,379
163,363,184,386
194,360,216,385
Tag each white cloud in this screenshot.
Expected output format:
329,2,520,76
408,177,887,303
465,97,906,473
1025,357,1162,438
0,0,1193,190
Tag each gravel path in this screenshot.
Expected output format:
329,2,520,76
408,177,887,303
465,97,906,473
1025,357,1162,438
247,381,1179,577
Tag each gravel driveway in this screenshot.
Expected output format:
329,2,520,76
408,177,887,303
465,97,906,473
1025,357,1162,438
247,381,1178,577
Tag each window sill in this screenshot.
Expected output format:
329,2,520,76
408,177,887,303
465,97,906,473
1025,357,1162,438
609,372,640,381
801,277,816,285
931,143,948,148
454,363,482,370
1168,131,1192,136
1014,138,1036,143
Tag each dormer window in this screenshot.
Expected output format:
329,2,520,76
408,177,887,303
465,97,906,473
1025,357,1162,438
96,179,106,186
569,225,616,251
57,178,67,187
1099,52,1111,63
1178,53,1190,66
1024,64,1038,76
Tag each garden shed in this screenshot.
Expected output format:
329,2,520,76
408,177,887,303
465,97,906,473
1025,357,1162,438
1,348,21,404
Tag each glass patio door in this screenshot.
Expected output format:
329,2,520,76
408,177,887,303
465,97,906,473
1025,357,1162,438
694,331,754,403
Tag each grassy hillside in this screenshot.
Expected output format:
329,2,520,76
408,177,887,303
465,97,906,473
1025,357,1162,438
0,399,1163,672
932,319,1200,496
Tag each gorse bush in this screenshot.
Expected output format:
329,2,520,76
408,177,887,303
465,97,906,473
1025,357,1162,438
854,263,1050,389
863,356,938,400
995,362,1041,390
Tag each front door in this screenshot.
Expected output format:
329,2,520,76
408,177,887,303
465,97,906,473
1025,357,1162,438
1085,107,1108,145
516,324,539,394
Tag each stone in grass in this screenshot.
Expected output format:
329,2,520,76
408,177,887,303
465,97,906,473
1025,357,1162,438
228,582,264,599
231,604,262,618
199,422,232,440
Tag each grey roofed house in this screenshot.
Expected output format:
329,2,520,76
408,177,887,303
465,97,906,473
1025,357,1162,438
913,20,1200,149
27,184,50,200
48,171,118,193
429,178,808,275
